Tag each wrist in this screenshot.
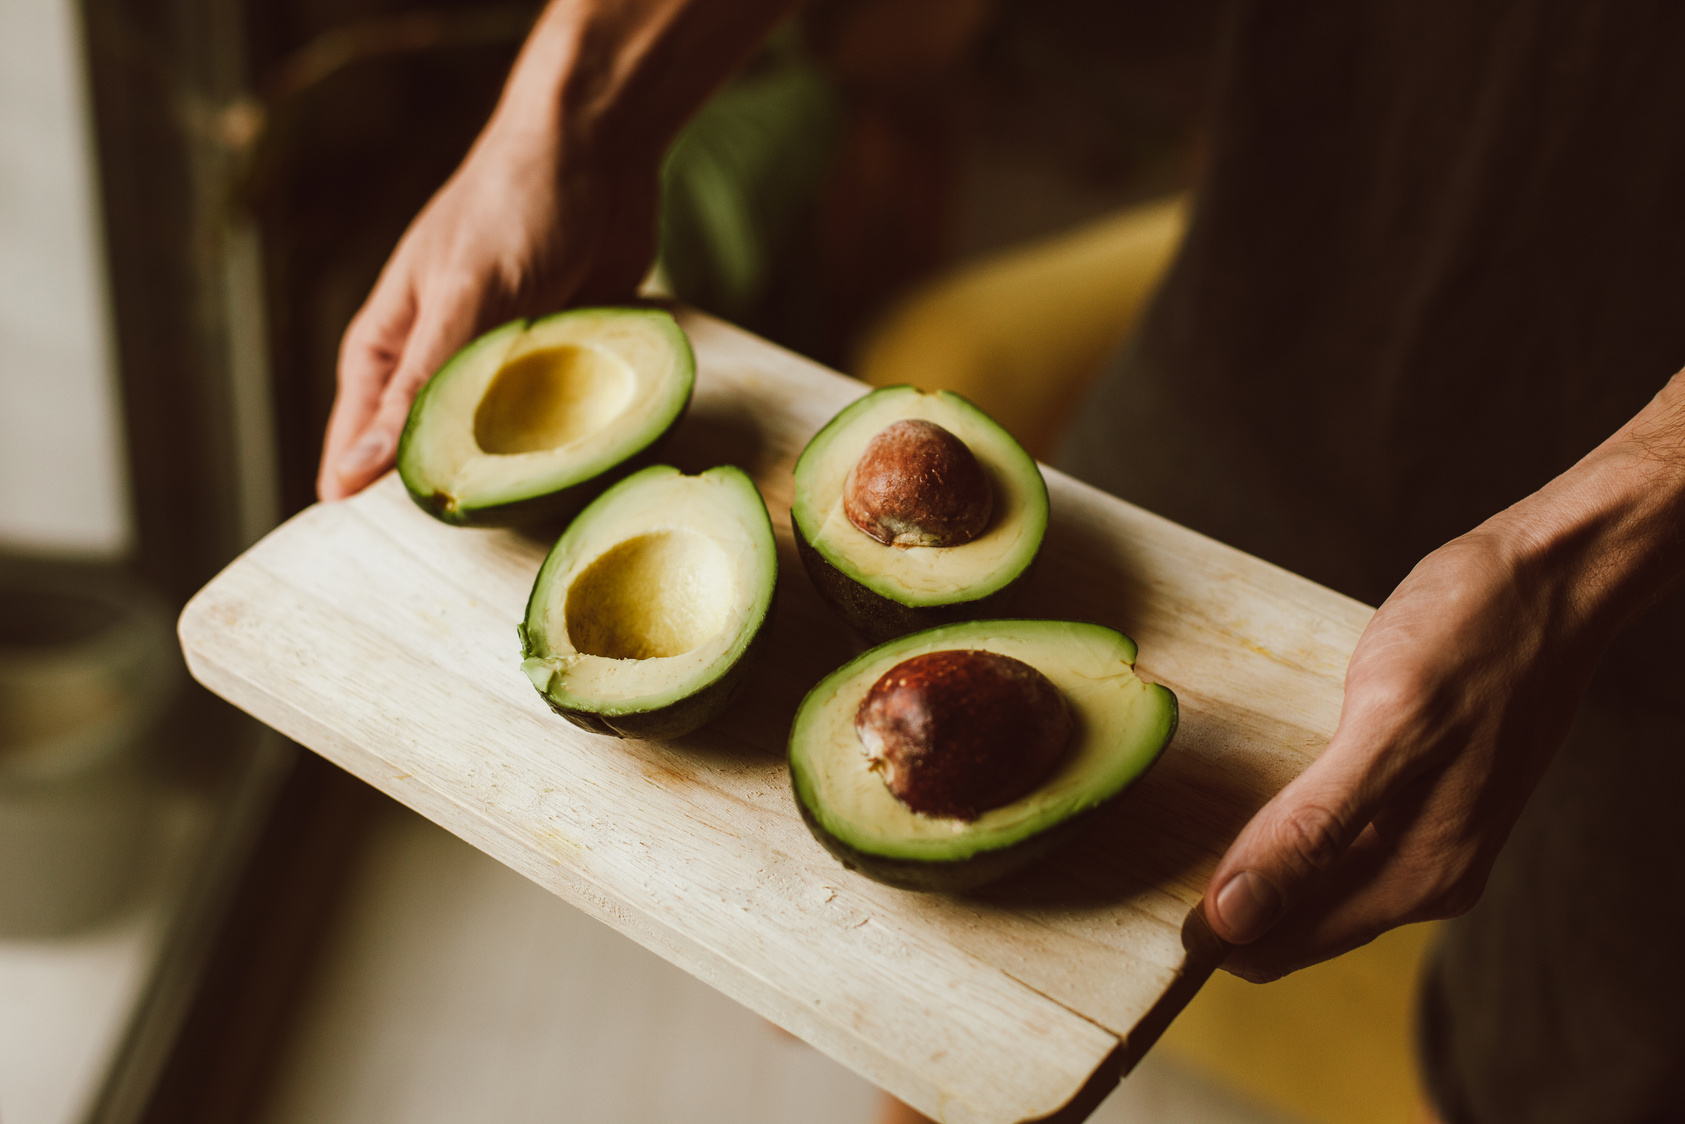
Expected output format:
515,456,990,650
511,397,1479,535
487,0,793,173
1486,371,1685,643
480,7,606,160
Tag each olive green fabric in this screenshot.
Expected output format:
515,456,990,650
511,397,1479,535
1057,1,1685,1119
658,32,841,322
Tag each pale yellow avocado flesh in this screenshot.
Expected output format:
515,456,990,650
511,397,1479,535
473,343,637,455
402,310,692,515
791,620,1176,863
563,529,735,660
521,466,775,713
793,388,1047,606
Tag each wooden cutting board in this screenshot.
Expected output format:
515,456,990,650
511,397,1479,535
178,309,1372,1124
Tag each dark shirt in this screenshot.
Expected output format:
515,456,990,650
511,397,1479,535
1060,0,1685,711
1060,7,1685,1118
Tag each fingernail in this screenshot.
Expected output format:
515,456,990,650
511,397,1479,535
1214,870,1282,944
338,432,392,478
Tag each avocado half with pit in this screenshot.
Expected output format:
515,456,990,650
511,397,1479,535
519,464,777,739
398,307,694,527
789,619,1177,892
791,386,1048,643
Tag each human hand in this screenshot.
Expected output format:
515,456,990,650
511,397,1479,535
1201,518,1600,981
1198,371,1685,980
316,122,658,500
315,0,802,501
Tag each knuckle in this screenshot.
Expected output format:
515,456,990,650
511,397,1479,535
1272,801,1349,874
338,323,401,383
1353,666,1437,724
383,365,432,403
431,266,489,304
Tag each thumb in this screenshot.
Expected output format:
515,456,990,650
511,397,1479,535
331,285,482,498
1203,748,1392,946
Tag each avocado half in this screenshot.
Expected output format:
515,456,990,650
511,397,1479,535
519,464,777,739
791,387,1048,643
789,619,1177,892
398,307,695,527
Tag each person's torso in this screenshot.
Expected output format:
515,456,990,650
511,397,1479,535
1061,0,1685,707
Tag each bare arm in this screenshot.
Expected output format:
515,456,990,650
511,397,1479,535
318,0,797,501
1207,371,1685,978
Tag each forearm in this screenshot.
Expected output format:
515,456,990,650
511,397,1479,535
488,0,799,165
1489,369,1685,645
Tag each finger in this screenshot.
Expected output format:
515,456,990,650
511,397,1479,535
1217,822,1399,981
319,284,416,501
1202,689,1428,946
1202,777,1374,946
328,280,483,498
1218,764,1485,980
1220,820,1465,981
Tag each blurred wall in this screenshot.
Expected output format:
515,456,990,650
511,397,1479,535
0,0,130,557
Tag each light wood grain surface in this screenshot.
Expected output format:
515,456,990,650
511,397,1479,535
178,310,1372,1124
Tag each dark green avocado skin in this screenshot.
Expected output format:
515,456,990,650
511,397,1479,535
526,597,776,740
792,520,1034,645
401,403,687,529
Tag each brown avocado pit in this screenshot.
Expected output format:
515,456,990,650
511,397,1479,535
853,649,1072,820
843,419,994,548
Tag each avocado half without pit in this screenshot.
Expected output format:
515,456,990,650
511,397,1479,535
519,464,777,740
789,620,1177,892
792,387,1048,642
398,307,695,526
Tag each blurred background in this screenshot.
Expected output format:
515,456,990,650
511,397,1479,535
0,0,1435,1121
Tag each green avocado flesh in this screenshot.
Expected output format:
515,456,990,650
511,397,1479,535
789,619,1177,891
519,464,777,739
791,387,1048,642
398,307,695,526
